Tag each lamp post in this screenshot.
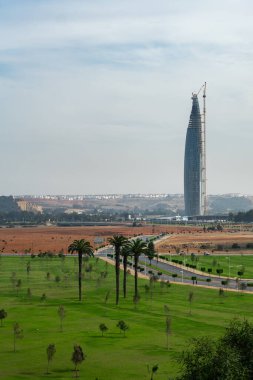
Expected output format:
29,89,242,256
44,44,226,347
180,270,184,283
226,256,231,278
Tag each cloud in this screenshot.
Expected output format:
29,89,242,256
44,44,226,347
0,0,253,194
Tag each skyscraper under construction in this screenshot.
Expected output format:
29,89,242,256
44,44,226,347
184,84,206,216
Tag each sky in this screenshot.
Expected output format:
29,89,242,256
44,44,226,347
1,0,253,195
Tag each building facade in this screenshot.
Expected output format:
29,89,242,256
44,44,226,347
184,94,202,216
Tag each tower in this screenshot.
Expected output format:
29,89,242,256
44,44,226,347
184,84,206,216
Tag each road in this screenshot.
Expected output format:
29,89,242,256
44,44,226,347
96,239,252,292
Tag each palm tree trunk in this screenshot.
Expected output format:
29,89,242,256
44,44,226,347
123,255,127,298
78,253,82,301
134,255,138,299
115,248,120,305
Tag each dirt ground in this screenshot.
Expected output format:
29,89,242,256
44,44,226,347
156,230,253,254
0,224,202,254
1,224,252,255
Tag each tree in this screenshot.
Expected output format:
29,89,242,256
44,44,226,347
104,289,110,304
71,345,85,378
13,322,23,352
16,279,22,295
58,305,66,332
127,238,147,300
146,241,156,264
221,319,253,376
178,319,253,379
164,304,170,316
46,343,56,374
0,309,7,326
121,244,131,298
188,291,194,315
68,239,94,301
148,364,159,380
99,323,108,337
41,293,47,302
26,261,31,279
165,316,172,350
217,223,223,231
108,235,127,305
117,320,129,337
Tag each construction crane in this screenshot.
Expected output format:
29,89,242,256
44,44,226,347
200,82,207,216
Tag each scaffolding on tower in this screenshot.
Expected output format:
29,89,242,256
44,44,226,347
198,82,207,215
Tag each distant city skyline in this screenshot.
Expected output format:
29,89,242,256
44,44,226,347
1,1,253,195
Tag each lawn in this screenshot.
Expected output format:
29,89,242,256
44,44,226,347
171,254,253,279
0,255,253,379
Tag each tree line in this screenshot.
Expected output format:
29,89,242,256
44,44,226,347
67,236,156,304
229,209,253,222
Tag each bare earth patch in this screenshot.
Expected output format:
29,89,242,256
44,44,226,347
0,224,200,254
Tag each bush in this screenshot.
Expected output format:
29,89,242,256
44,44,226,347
216,269,223,276
55,275,61,283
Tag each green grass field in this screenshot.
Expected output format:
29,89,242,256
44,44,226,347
0,255,253,379
172,254,253,279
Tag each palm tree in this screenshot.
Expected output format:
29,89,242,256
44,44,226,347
128,239,147,300
108,235,127,305
68,239,93,301
121,245,131,298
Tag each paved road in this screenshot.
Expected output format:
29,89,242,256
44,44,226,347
139,256,246,290
96,242,251,292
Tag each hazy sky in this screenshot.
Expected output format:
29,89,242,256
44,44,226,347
1,0,253,195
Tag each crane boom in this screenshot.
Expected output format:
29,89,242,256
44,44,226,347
200,82,207,215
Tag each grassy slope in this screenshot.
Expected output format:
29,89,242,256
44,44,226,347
0,255,253,380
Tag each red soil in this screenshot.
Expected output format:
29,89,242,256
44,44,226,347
0,224,202,254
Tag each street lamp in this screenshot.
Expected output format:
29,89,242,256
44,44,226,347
226,256,231,278
180,270,184,283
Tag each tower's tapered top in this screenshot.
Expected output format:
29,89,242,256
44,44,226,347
189,95,201,128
